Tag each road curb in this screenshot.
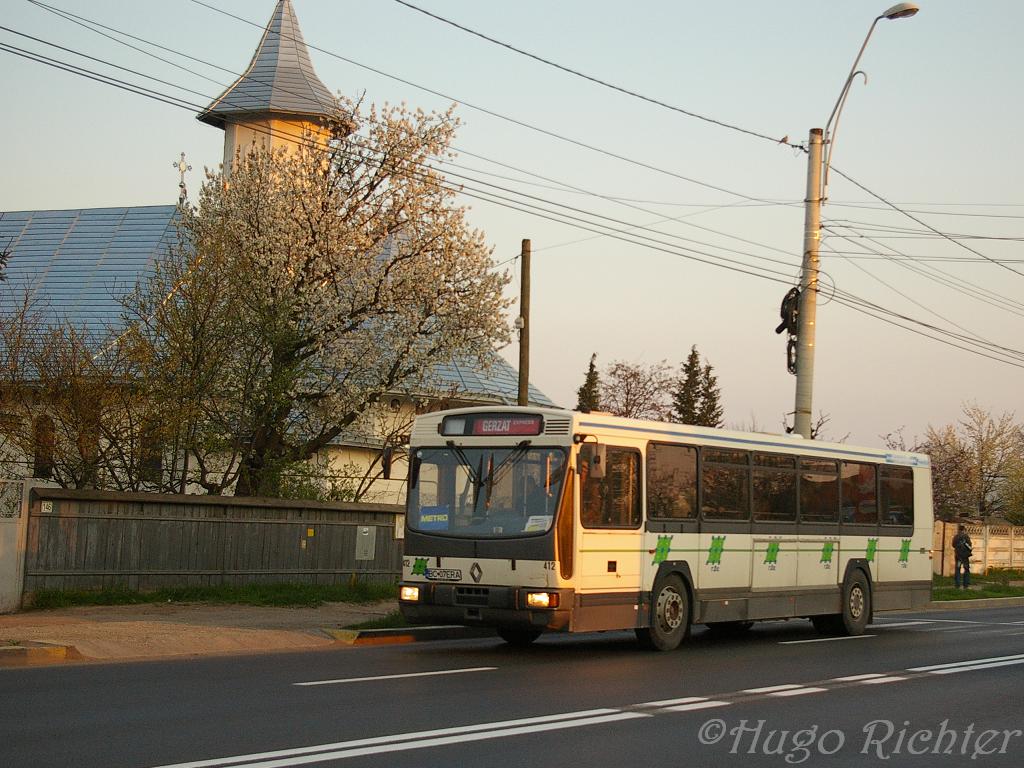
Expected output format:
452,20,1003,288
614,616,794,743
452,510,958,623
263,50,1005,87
322,625,496,646
919,596,1024,611
0,642,81,667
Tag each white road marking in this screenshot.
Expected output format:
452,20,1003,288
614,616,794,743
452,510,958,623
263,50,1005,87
294,667,497,686
909,653,1024,673
743,684,803,694
152,644,1024,768
868,621,930,629
925,659,1024,675
926,627,976,633
664,700,731,712
236,713,652,768
831,673,885,682
779,634,876,645
147,709,627,768
639,696,708,707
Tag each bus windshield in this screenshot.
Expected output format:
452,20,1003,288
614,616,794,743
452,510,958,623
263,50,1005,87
408,445,567,538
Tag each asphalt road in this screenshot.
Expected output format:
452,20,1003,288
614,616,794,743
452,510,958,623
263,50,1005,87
4,605,1024,768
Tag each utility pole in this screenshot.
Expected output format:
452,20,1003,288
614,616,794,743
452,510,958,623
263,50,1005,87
517,238,531,406
793,129,823,439
788,3,918,438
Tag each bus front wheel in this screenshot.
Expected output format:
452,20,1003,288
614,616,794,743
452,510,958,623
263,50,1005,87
637,574,690,651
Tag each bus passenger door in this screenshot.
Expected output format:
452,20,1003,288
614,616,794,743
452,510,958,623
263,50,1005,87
574,444,644,632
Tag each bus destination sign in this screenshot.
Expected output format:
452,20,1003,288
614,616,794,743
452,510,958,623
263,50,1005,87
472,415,543,436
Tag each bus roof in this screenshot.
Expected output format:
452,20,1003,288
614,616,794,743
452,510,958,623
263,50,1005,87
410,406,930,467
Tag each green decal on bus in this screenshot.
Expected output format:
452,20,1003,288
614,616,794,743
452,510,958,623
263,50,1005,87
652,535,673,565
707,536,726,566
821,542,835,564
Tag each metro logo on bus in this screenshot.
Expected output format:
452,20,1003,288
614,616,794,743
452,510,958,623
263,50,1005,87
471,416,542,436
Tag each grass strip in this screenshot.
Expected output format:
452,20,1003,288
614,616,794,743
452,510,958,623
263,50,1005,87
28,582,397,610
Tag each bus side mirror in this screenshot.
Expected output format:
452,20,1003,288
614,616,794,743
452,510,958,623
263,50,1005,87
381,447,393,480
580,444,606,480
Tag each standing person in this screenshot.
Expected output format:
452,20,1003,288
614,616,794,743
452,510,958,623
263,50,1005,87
952,524,973,589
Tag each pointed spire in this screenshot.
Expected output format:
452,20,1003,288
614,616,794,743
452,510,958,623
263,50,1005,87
198,0,336,128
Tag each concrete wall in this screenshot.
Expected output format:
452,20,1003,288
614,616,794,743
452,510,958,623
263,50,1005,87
932,520,1024,575
0,480,27,612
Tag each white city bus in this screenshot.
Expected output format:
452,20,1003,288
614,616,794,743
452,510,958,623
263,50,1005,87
398,406,932,650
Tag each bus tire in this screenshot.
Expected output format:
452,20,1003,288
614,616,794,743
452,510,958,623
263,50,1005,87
841,570,871,636
637,574,690,651
497,627,543,646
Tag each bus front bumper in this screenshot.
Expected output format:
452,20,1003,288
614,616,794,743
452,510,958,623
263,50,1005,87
399,582,573,631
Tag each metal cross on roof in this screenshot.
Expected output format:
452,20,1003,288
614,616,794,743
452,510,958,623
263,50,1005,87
172,152,192,205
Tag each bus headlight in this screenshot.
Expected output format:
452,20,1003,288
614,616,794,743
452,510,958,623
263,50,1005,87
400,585,421,602
526,591,559,609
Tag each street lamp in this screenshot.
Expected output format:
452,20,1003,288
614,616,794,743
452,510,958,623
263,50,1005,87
791,3,919,439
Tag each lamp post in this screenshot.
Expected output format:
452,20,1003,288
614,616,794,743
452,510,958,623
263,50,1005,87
792,2,919,439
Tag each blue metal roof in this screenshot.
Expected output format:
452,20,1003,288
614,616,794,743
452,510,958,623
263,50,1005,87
0,205,554,406
432,354,555,407
0,205,179,338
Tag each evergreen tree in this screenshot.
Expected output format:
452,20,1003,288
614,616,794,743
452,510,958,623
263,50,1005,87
696,363,724,428
672,346,702,424
575,353,601,412
673,345,724,427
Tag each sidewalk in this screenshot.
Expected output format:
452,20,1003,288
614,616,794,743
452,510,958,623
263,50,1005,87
0,600,397,665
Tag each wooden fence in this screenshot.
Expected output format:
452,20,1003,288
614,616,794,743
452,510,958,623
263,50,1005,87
22,488,404,597
932,520,1024,576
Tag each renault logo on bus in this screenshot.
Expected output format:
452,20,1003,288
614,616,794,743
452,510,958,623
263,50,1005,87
470,562,483,583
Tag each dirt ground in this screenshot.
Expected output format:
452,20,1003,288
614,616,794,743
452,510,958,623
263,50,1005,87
0,600,397,661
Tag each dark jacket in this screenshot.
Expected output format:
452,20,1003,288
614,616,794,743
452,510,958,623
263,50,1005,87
953,532,973,561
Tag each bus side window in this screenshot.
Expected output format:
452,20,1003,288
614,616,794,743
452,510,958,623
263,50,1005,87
581,446,641,529
881,465,914,526
800,458,839,524
841,462,878,524
701,448,750,521
647,443,697,520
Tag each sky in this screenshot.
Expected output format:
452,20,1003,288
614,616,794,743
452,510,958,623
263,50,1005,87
2,0,1022,446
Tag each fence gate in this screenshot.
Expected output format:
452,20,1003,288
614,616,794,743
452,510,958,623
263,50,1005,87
0,479,27,612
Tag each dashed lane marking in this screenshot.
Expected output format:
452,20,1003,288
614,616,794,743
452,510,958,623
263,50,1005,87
294,667,497,686
831,673,885,682
742,684,803,694
779,634,876,645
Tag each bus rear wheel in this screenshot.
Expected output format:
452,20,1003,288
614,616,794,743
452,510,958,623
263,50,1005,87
812,570,871,636
637,574,690,651
840,571,871,635
497,627,543,646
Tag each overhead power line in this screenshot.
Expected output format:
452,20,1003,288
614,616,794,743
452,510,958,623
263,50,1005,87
24,1,806,270
828,165,1024,279
186,0,785,205
5,16,1023,374
392,0,786,146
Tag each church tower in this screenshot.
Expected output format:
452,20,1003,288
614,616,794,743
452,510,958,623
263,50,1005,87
197,0,336,175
